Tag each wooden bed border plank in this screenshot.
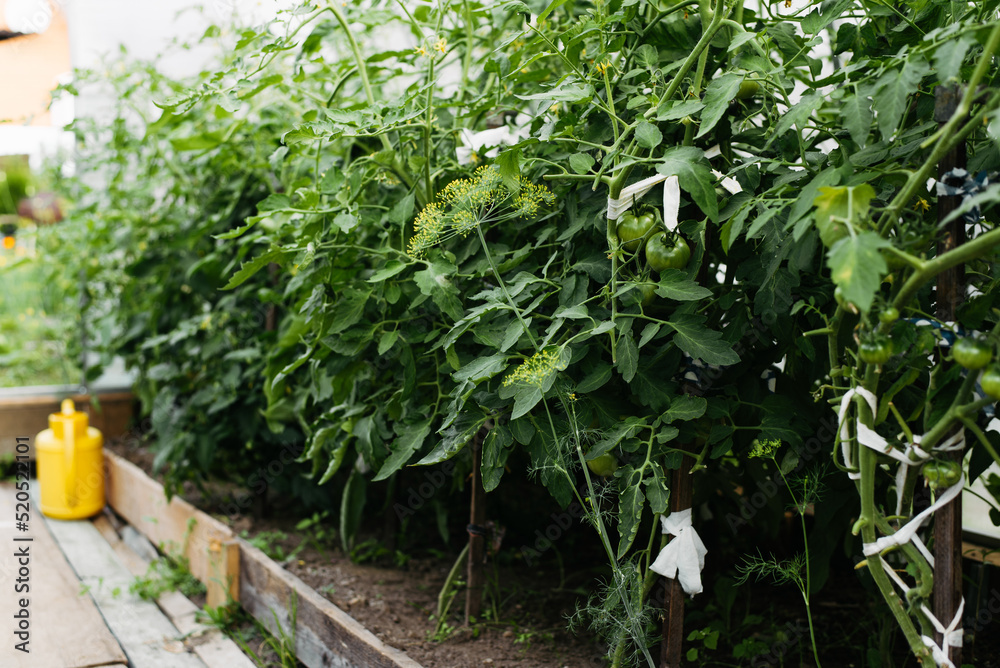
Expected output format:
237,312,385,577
239,540,424,668
103,451,238,600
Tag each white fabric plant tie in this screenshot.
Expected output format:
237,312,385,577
649,508,708,597
836,385,967,667
835,387,878,480
606,172,677,224
605,144,736,227
876,553,964,668
456,115,531,165
862,478,963,557
711,168,743,195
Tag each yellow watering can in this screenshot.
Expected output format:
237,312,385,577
37,399,105,520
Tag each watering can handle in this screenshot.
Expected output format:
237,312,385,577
62,400,78,508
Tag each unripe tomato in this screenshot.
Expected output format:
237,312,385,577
879,307,900,325
953,337,993,370
981,365,1000,400
639,282,656,307
587,453,619,477
922,460,962,490
645,232,690,272
617,212,657,252
858,336,893,364
736,79,759,100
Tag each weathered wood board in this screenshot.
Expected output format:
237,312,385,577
42,511,208,668
92,514,256,668
239,540,425,668
0,483,127,668
103,451,240,605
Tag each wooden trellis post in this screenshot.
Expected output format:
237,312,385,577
933,83,965,668
660,222,712,666
465,426,488,623
660,455,694,668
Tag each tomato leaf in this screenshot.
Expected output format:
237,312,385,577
696,73,741,139
826,231,890,313
374,418,433,481
656,269,713,301
667,313,740,366
663,395,707,422
656,146,718,222
636,121,663,149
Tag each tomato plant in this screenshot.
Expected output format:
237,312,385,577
49,0,1000,665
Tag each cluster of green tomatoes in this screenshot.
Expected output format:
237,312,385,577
615,210,690,272
858,306,1000,490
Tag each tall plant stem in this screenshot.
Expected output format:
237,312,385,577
776,466,822,668
330,3,420,200
424,56,436,201
891,225,1000,312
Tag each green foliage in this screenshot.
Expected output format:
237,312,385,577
130,552,206,601
51,0,1000,665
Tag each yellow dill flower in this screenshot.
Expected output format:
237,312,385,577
502,348,567,387
749,438,782,459
434,38,447,53
407,165,554,258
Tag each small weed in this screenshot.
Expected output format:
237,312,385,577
294,511,336,554
232,592,302,668
131,554,205,600
241,530,303,564
196,601,242,633
350,538,410,567
131,516,205,600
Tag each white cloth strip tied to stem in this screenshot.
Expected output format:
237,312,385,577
835,387,966,667
605,145,742,226
649,508,708,597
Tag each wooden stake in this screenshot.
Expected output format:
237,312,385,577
207,539,241,608
933,84,965,668
660,454,693,668
465,427,488,623
660,188,712,666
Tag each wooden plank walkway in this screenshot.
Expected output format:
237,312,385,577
92,514,256,668
0,482,128,668
41,507,209,668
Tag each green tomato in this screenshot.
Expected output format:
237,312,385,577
922,460,962,490
639,282,657,307
587,453,619,477
736,79,760,100
953,337,993,370
645,232,690,273
858,336,893,365
879,307,900,325
617,212,657,252
981,365,1000,400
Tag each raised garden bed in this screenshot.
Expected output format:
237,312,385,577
0,386,133,455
